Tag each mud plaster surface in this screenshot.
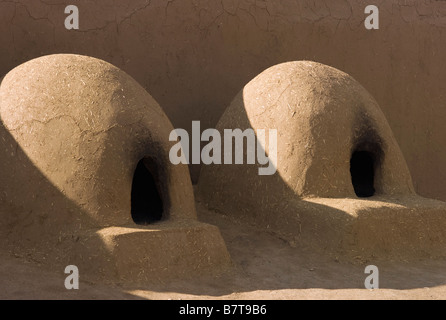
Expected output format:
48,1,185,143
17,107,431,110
1,1,446,300
1,0,446,200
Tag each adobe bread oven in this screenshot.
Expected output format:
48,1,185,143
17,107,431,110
198,61,446,260
0,54,230,282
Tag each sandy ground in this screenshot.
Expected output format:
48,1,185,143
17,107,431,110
1,201,446,300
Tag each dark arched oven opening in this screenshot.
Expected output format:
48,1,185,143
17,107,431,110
350,150,375,197
131,158,164,225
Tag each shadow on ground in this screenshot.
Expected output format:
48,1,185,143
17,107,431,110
118,200,446,299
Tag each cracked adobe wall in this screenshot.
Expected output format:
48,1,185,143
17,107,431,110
1,0,446,200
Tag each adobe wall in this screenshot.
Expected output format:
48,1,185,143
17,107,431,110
1,0,445,200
